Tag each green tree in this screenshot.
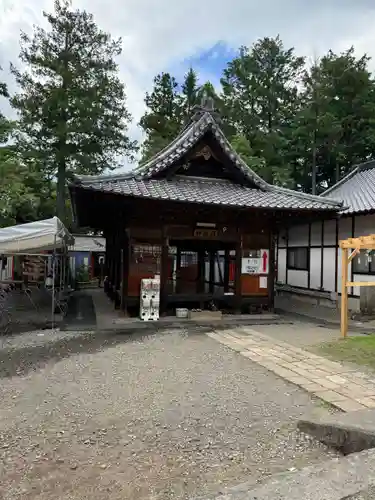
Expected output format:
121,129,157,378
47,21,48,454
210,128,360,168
181,67,199,118
230,133,265,174
11,0,136,223
139,72,182,162
292,48,375,192
221,36,305,185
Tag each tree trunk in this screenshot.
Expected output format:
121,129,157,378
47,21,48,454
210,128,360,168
56,157,66,223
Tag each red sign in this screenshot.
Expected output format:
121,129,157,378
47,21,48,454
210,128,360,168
262,251,268,273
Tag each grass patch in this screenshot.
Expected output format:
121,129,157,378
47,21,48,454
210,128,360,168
317,335,375,370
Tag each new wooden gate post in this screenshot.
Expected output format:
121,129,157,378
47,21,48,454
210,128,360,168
340,247,349,338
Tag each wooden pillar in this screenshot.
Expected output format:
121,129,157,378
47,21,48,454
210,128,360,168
197,250,205,294
160,226,169,315
116,226,123,292
109,232,115,291
235,232,243,313
121,229,131,314
224,249,230,293
341,247,349,338
103,231,109,278
110,232,116,286
209,251,215,294
176,246,181,294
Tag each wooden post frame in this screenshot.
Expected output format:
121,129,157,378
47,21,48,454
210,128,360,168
339,233,375,338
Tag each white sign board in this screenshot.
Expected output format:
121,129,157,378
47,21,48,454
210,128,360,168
241,249,270,275
259,276,268,289
241,257,261,275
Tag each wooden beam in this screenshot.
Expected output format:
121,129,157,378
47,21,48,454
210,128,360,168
341,247,349,339
346,281,375,287
340,234,375,249
348,248,360,263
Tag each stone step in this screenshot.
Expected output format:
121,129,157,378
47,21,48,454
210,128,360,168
192,449,375,500
298,408,375,455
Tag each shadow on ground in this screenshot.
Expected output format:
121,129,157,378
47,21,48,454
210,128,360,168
0,325,212,379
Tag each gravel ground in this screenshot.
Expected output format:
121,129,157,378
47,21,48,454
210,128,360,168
0,328,339,500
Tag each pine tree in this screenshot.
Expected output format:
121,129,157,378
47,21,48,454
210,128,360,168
139,72,182,161
11,0,136,222
221,37,305,185
181,67,199,118
292,48,375,192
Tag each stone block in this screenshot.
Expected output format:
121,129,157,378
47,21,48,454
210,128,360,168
198,449,375,500
298,408,375,454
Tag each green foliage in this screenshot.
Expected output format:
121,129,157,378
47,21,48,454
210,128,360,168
140,38,375,194
75,263,90,283
3,21,375,228
139,70,221,162
230,134,265,175
292,48,375,192
221,36,305,185
181,67,200,117
139,72,183,162
10,0,136,222
0,74,41,227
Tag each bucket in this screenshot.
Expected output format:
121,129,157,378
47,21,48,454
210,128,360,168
176,308,188,318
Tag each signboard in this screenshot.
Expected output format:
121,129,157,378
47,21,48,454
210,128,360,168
241,249,269,275
259,276,268,289
193,228,218,238
241,257,260,274
260,249,269,274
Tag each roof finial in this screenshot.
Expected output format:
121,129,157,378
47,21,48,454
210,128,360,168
200,90,214,111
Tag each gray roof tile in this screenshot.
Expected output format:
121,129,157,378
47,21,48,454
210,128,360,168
322,160,375,214
72,111,342,213
78,176,341,211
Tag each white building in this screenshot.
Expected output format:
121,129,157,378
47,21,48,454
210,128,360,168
277,160,375,311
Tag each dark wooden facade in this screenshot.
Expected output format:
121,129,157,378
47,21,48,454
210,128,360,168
69,106,342,316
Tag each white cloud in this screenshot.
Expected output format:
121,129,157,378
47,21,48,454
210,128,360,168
1,0,375,171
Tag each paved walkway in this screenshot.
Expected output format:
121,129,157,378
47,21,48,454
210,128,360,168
275,295,375,332
207,326,375,412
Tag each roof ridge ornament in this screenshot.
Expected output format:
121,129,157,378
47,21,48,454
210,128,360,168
200,90,214,111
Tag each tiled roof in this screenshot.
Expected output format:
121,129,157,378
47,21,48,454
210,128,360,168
69,236,105,252
76,175,342,211
322,160,375,214
134,111,270,189
72,110,343,213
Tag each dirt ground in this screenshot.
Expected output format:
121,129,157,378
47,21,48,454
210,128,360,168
0,328,339,500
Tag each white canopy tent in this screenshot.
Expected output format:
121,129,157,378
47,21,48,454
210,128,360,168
0,217,74,328
0,217,74,254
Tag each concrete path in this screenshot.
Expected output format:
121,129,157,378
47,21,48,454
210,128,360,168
207,327,375,412
275,295,375,333
61,291,96,331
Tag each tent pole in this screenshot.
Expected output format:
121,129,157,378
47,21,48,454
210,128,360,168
52,235,56,329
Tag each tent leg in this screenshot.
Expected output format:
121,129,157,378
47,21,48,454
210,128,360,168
52,236,56,329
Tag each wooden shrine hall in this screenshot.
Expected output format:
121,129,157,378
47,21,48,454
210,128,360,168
69,101,343,316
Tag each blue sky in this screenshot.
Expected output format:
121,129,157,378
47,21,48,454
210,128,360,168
175,42,239,88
